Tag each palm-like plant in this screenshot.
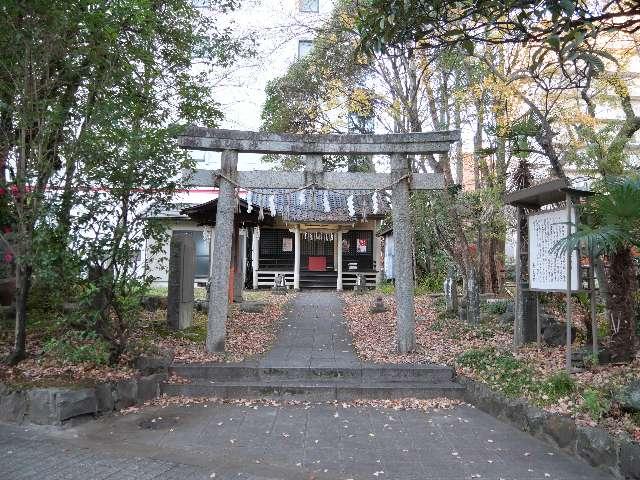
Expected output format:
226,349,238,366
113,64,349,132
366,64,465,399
561,176,640,362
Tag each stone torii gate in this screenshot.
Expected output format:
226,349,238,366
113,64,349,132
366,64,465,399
178,127,459,354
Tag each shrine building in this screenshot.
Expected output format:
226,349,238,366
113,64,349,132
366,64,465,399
176,190,386,291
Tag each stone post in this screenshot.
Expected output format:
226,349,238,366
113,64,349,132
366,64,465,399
294,226,301,291
390,153,415,353
444,265,458,315
336,229,343,291
252,227,260,289
206,150,237,352
167,232,195,330
375,229,383,286
514,206,537,346
466,266,480,324
233,224,243,303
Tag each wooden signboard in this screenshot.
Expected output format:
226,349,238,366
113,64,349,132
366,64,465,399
528,208,580,292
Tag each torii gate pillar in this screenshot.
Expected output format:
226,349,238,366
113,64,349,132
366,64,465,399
207,149,237,352
391,153,416,353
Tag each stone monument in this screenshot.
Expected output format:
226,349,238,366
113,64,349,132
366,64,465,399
353,273,367,294
271,274,288,295
167,232,195,330
370,296,389,313
443,265,458,315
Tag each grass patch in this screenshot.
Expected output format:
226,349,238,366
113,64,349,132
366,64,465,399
580,388,612,421
458,348,536,398
143,309,208,343
377,281,395,295
43,331,110,365
146,286,207,300
457,347,577,405
543,371,576,399
243,290,269,302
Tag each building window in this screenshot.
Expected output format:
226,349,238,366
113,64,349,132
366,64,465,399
174,230,210,278
298,40,313,58
300,0,319,13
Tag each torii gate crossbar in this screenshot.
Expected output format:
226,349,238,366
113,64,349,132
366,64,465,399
178,127,460,354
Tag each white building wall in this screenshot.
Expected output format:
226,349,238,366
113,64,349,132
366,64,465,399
144,219,209,288
383,233,394,279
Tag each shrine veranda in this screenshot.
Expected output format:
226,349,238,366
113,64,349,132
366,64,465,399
177,128,459,354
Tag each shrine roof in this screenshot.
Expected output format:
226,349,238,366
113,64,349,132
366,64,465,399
504,178,593,208
181,190,387,226
180,197,274,227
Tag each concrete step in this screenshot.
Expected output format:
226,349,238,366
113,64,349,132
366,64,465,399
169,364,455,383
161,379,465,401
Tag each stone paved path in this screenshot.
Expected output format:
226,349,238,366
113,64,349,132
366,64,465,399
258,291,361,369
0,292,615,479
0,403,612,479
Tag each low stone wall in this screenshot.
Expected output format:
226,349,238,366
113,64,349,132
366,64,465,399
458,376,640,479
0,373,166,426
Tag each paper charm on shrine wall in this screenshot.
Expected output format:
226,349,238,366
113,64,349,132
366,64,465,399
268,195,276,216
347,194,355,216
298,189,306,206
246,191,253,213
323,191,330,213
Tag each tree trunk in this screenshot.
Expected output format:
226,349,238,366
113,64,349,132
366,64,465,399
7,259,32,365
488,237,499,294
606,247,637,362
594,256,610,321
494,236,505,293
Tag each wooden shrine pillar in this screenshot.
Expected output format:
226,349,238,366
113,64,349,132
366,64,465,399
294,226,301,291
252,227,260,289
207,149,237,352
390,153,416,353
336,229,343,291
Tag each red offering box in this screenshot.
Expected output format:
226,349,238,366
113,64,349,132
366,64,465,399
307,256,326,271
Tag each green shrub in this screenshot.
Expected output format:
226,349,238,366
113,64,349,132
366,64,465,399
598,317,610,338
415,272,445,294
580,388,611,420
542,371,576,400
575,292,590,309
43,331,110,365
433,296,447,312
431,318,446,331
583,352,600,369
481,300,512,315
